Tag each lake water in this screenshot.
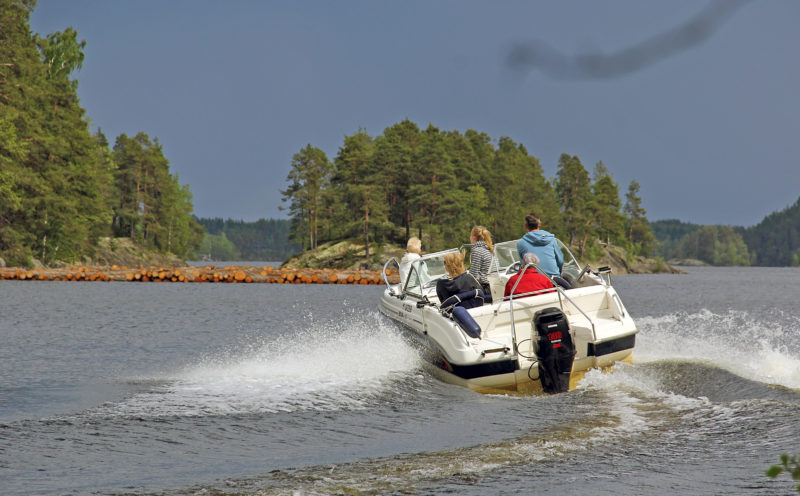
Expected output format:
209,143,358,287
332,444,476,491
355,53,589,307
1,267,799,495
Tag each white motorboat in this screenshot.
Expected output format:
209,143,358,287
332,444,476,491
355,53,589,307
379,239,637,394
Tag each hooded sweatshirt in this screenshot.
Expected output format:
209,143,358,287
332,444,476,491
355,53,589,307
398,252,420,286
516,229,563,277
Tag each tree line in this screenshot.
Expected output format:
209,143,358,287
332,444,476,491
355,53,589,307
652,220,750,266
653,196,800,267
743,196,800,266
0,1,202,266
195,217,299,261
281,120,655,260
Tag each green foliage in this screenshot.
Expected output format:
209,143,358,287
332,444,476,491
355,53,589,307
195,217,299,261
766,454,800,493
555,153,591,250
0,115,31,265
654,198,800,267
490,136,560,244
196,233,239,261
743,196,800,266
0,4,202,265
37,26,85,87
280,144,332,251
651,221,750,266
624,180,656,256
651,257,669,273
1,2,112,264
651,219,701,258
111,133,203,259
712,226,750,265
590,162,628,250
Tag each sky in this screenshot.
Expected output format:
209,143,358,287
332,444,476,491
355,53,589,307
28,0,800,228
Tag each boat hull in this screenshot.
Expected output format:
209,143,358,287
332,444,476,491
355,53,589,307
379,284,637,394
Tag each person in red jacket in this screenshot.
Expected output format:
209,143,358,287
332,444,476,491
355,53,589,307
504,253,555,297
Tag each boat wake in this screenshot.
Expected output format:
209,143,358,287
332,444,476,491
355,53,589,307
632,309,800,391
72,310,800,496
99,310,422,418
232,313,800,496
99,307,798,421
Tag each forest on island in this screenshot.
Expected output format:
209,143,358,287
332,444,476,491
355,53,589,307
281,120,655,262
282,120,800,268
0,1,203,267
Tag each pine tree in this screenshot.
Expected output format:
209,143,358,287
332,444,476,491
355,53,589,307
1,1,113,264
111,132,201,257
555,154,591,251
624,180,656,256
590,161,627,249
329,130,377,250
280,144,331,250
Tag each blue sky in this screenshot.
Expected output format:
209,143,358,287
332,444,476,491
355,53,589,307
29,0,800,227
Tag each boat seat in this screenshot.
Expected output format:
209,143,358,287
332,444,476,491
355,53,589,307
439,289,487,338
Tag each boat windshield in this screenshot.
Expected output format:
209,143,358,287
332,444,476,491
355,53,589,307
404,248,460,297
400,239,583,296
558,239,581,276
491,239,579,274
493,240,520,271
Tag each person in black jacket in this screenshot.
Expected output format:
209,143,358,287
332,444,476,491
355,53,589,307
436,252,482,303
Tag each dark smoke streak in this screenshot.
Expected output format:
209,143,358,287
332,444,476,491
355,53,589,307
506,0,750,80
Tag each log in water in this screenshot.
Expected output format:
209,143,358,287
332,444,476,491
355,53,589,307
0,265,400,285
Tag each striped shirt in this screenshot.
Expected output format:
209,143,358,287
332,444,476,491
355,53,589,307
469,241,493,285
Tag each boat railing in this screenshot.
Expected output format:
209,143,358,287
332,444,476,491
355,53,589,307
382,257,400,294
552,285,597,342
505,263,597,354
506,263,552,354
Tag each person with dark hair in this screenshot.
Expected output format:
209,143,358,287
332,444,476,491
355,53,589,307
517,213,563,277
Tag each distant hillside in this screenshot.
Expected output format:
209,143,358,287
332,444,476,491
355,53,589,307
195,217,300,261
651,195,800,267
651,220,702,260
742,196,800,266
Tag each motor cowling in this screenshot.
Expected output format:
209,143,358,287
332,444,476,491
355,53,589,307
533,307,576,394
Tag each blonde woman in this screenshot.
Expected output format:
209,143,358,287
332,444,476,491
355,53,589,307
398,236,422,285
436,252,482,303
468,225,494,295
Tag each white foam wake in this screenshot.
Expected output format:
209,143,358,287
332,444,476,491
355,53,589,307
104,311,420,417
632,309,800,390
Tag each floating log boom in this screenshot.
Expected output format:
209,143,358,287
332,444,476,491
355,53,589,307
0,265,399,285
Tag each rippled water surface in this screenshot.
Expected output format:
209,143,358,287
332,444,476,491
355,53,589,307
1,267,799,495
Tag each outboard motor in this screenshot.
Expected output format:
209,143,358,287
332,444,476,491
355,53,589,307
533,307,576,394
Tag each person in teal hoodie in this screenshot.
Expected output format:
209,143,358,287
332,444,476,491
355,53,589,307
516,213,563,277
